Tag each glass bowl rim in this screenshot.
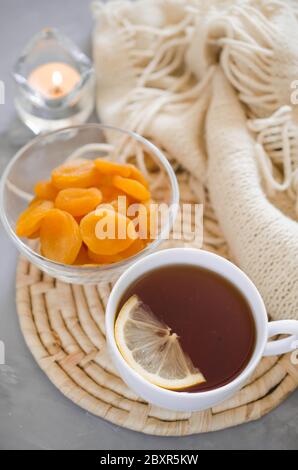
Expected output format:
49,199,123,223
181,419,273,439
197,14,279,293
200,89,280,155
0,123,180,274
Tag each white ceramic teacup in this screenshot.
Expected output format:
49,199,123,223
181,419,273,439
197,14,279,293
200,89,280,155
105,248,298,412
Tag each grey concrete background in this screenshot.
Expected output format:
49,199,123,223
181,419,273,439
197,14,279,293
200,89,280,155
0,0,297,450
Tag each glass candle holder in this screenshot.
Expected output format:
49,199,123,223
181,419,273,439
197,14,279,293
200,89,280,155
13,28,95,134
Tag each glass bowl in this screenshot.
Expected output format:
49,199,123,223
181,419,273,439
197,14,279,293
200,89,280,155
0,124,179,284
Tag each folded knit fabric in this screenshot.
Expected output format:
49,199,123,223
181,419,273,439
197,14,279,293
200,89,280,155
92,0,298,320
207,68,298,321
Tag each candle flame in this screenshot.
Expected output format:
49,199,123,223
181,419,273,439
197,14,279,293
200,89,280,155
52,71,63,88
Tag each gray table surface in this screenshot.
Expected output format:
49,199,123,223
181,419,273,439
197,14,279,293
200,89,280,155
0,0,297,450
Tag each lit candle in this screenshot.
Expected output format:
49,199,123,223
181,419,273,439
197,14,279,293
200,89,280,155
28,62,81,99
51,70,63,96
14,28,95,133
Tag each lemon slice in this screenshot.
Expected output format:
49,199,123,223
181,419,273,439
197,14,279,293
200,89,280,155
115,295,206,390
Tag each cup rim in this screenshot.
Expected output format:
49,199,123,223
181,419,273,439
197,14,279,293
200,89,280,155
0,123,180,275
106,248,268,401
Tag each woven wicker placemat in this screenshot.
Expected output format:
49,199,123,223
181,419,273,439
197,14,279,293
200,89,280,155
15,175,298,436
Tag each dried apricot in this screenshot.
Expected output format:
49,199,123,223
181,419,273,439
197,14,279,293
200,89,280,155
94,158,131,177
73,244,92,265
34,180,59,201
128,164,149,188
128,200,157,240
99,195,131,216
80,208,137,255
51,159,99,189
100,185,125,203
112,175,150,201
40,209,82,264
110,196,131,216
16,200,54,237
29,198,42,207
74,215,84,224
88,238,145,264
16,155,152,267
55,188,102,217
27,230,41,240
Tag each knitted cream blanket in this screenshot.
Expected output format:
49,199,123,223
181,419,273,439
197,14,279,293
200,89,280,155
92,0,298,321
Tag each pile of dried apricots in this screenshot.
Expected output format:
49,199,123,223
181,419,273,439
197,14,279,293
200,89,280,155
16,158,155,266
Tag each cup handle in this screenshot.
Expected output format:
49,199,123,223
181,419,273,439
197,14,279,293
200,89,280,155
263,320,298,357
